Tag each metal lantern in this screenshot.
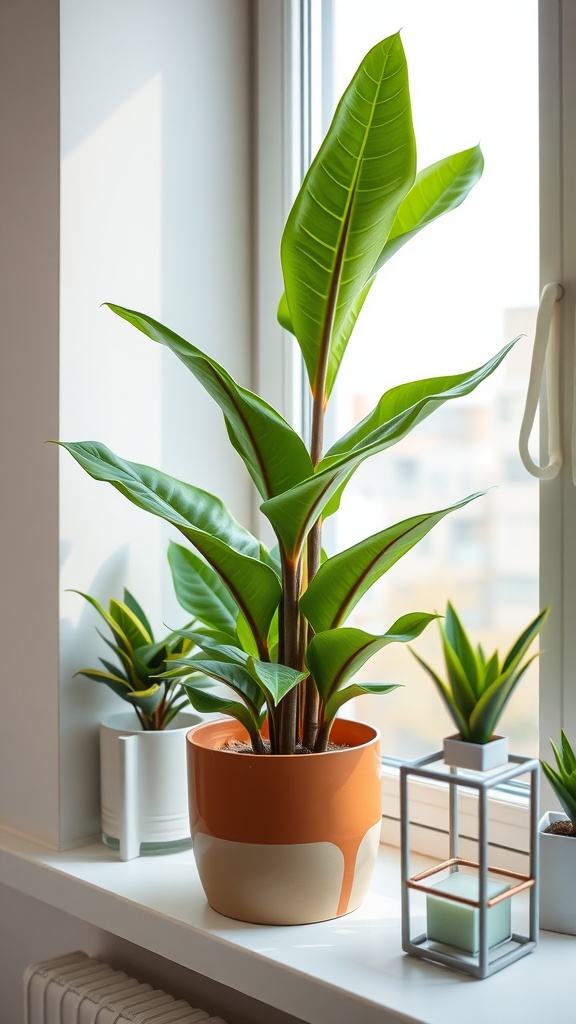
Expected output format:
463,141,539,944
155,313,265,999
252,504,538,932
400,749,540,979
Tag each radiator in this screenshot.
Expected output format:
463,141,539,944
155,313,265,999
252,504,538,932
24,951,228,1024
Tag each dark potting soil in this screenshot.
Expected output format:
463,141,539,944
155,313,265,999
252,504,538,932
543,819,576,837
221,739,350,754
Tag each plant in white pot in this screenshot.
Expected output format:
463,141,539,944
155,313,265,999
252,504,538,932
411,602,549,770
539,731,576,934
59,33,518,922
75,588,200,859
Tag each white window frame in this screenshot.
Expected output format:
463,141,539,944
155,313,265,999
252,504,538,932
254,0,576,860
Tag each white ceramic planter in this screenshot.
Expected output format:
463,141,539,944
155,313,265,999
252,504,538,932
443,733,509,771
539,810,576,935
100,711,200,860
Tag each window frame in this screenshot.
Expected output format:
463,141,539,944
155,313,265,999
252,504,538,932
254,0,576,852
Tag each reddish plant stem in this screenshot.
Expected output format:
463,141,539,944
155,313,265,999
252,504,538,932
301,378,327,749
277,550,302,753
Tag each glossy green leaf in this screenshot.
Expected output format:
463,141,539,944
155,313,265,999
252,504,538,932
501,606,549,675
168,540,238,635
183,683,266,750
439,634,479,730
560,730,576,774
409,649,469,737
300,493,482,633
248,658,308,707
75,667,132,703
541,759,576,824
126,682,165,717
109,598,153,651
279,147,484,358
372,145,484,273
324,680,400,722
106,304,312,500
262,344,515,559
468,655,538,743
59,442,281,657
123,588,154,640
280,32,416,401
189,659,266,715
306,613,437,702
444,603,480,698
71,590,134,657
325,341,518,460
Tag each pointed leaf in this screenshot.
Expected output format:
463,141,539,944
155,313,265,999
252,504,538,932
409,648,469,737
189,659,266,715
550,738,572,780
324,681,400,722
183,684,266,749
300,493,482,632
306,613,437,702
501,606,549,674
122,589,154,640
468,654,538,742
444,602,480,698
281,32,416,400
71,589,135,657
439,628,479,725
109,598,153,651
261,343,516,558
106,304,312,500
248,658,308,707
75,668,133,703
540,759,576,824
325,341,518,460
59,442,281,657
126,682,165,718
560,730,576,774
372,145,484,273
168,540,238,635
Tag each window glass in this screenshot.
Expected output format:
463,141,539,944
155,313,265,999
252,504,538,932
327,0,539,758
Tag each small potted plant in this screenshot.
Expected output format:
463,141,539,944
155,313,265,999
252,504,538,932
411,603,549,770
59,33,520,922
75,587,200,859
539,731,576,934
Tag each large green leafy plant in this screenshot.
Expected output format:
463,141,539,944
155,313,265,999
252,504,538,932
60,33,517,754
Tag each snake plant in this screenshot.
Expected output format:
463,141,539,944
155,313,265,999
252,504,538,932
541,731,576,826
60,33,519,754
411,603,549,744
74,588,194,730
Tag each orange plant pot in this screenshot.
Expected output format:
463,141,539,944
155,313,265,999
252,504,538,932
186,717,382,925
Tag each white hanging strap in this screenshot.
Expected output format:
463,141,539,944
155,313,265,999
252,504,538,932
519,281,564,480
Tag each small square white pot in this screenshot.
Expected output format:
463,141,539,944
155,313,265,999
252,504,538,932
443,733,509,772
539,810,576,935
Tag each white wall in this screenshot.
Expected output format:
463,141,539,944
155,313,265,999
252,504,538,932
0,2,286,1017
0,0,255,849
0,0,61,849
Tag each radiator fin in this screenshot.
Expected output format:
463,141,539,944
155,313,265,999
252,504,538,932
24,952,228,1024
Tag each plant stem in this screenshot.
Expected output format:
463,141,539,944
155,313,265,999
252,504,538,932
301,375,327,749
278,549,302,753
313,717,332,753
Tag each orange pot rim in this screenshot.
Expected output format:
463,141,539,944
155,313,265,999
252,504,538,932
186,716,380,758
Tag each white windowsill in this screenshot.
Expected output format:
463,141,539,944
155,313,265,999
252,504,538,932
0,826,573,1024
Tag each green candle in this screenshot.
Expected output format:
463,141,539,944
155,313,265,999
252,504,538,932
426,872,511,954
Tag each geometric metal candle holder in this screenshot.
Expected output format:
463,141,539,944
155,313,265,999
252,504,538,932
400,749,540,979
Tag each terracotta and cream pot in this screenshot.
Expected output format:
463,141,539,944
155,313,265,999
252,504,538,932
186,717,382,925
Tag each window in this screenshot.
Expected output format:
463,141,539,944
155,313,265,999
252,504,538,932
253,1,576,851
